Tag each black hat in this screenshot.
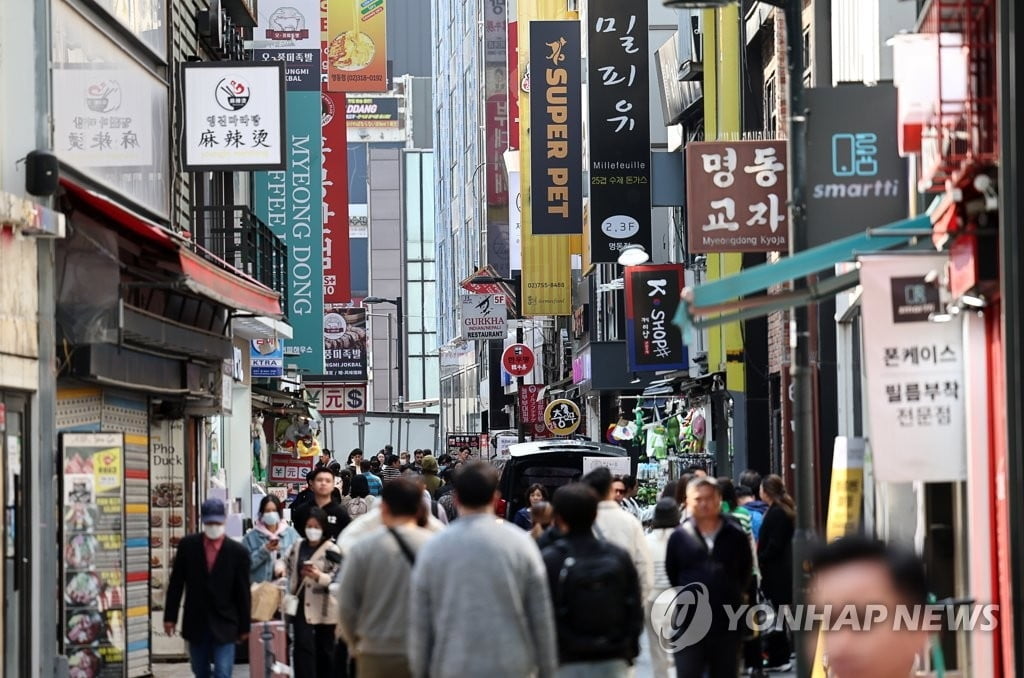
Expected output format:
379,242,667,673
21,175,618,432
652,497,681,528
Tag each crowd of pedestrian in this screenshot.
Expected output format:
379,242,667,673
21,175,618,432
161,448,927,678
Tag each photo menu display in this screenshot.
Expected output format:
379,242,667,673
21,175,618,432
62,432,126,678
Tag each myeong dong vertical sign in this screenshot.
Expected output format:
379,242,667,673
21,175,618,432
254,6,326,375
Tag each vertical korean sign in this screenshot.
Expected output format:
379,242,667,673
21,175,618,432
624,264,688,372
518,0,574,317
685,140,788,253
587,0,652,263
326,0,388,92
859,255,966,482
62,432,126,678
529,21,582,235
255,5,326,375
322,0,353,376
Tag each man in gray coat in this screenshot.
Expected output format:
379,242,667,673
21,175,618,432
408,462,558,678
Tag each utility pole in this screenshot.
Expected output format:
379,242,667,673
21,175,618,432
781,2,817,675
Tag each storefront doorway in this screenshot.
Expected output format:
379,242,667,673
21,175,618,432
1,391,30,678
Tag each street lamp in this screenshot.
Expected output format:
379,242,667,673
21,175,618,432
617,244,650,267
470,275,527,443
664,0,814,674
362,296,404,412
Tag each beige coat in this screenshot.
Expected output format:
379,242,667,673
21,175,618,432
285,538,342,625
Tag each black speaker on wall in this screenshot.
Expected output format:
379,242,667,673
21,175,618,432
25,150,59,197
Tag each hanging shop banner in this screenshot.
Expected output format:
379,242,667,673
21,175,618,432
250,338,285,377
625,263,688,372
270,452,316,483
182,62,286,171
52,70,155,168
322,90,351,306
508,21,520,150
502,343,536,377
324,307,368,380
61,432,126,678
518,384,545,424
446,433,487,457
306,383,367,414
859,255,966,482
461,293,509,340
685,139,788,253
507,161,523,274
345,96,400,128
805,83,907,249
528,21,582,235
544,399,582,436
326,0,388,92
586,0,652,263
254,89,325,375
258,0,319,48
253,49,321,91
518,2,574,316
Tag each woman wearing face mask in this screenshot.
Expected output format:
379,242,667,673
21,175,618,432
242,495,300,583
285,507,343,678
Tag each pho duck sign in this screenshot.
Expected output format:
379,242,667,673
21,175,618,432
625,264,688,373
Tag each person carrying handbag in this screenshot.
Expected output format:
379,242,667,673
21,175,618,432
337,478,434,678
285,506,343,678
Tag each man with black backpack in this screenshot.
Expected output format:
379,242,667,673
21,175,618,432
542,483,643,678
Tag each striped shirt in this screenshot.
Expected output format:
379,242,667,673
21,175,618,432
380,466,402,484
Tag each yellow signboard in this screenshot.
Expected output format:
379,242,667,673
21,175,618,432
518,0,573,316
326,0,388,92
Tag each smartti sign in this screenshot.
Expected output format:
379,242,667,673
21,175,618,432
805,83,908,248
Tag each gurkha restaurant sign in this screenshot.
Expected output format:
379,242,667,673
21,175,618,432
685,140,788,253
182,62,287,171
529,20,582,235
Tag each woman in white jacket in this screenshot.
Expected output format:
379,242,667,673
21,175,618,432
285,506,343,678
645,497,681,678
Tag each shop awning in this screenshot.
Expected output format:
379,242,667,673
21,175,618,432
179,248,283,319
674,209,940,335
61,178,284,319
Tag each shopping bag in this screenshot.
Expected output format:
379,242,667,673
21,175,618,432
250,582,282,622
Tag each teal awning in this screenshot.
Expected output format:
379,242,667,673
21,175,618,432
673,211,938,335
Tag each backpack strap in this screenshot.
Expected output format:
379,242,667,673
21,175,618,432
388,527,416,566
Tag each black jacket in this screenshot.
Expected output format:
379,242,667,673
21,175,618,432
163,533,251,644
291,499,351,541
758,504,795,605
542,534,643,664
665,516,753,633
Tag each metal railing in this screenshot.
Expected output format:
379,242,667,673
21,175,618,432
191,205,289,315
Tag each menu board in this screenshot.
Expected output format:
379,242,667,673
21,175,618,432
149,420,186,614
62,432,126,678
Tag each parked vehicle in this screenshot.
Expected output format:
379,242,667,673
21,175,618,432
494,439,630,520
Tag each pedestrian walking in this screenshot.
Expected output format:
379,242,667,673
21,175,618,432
735,485,765,539
420,454,442,495
719,478,763,676
163,498,251,678
514,483,550,530
757,474,796,671
291,466,351,541
408,461,558,678
808,536,930,678
243,495,299,584
347,449,364,475
542,483,643,678
645,498,680,678
285,507,343,678
620,475,643,520
346,474,375,518
362,460,384,496
665,477,753,678
582,467,654,600
337,478,434,678
529,501,554,541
